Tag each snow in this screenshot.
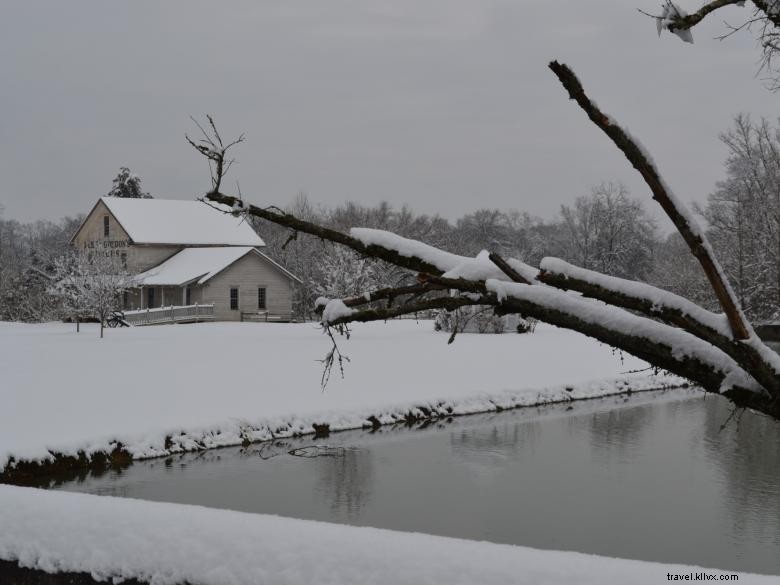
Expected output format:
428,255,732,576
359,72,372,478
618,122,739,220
485,279,763,395
100,197,265,246
539,257,732,336
0,320,679,471
136,247,257,286
321,299,354,324
540,258,780,375
621,128,756,340
656,3,694,44
349,228,539,282
3,321,769,584
351,227,465,271
2,486,773,585
135,247,301,286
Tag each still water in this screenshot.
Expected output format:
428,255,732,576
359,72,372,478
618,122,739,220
53,389,780,575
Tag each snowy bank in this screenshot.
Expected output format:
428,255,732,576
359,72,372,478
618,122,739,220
0,485,772,585
0,320,681,476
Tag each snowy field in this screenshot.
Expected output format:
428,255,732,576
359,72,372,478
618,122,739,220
2,484,773,585
10,319,758,585
0,319,679,470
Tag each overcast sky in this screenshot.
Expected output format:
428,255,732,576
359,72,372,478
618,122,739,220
1,1,778,228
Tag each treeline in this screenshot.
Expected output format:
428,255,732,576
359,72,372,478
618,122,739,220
0,166,151,321
253,182,661,321
0,212,84,321
2,115,779,324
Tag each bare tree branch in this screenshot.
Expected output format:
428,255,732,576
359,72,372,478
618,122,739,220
660,0,749,32
549,60,752,340
186,115,245,194
204,191,446,276
323,283,776,415
187,115,780,420
537,260,780,395
642,1,780,87
488,252,531,284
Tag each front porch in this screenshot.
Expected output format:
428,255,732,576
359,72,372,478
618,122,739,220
124,285,198,312
122,303,215,326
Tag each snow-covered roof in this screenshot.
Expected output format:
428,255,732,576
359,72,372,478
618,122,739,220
99,198,264,246
137,247,301,286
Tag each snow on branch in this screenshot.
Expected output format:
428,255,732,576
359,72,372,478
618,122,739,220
640,2,780,87
548,60,752,341
538,257,780,395
319,268,765,402
539,257,731,336
192,116,780,420
655,2,695,43
640,1,754,37
349,228,539,283
484,279,762,396
186,115,245,195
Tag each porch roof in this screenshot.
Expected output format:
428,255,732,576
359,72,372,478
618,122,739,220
136,247,256,286
136,246,303,286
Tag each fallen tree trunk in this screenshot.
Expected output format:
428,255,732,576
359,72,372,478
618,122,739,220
187,59,780,420
548,60,752,341
203,188,780,418
537,258,780,396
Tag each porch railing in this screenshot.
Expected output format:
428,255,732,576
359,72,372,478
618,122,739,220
240,310,295,323
122,303,215,326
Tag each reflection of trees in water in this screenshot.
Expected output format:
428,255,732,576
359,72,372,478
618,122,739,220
577,400,658,462
449,420,540,475
702,395,780,543
314,448,374,519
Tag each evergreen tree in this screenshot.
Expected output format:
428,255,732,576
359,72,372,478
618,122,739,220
106,167,153,199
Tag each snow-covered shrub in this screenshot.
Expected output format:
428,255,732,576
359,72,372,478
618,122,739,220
434,307,534,334
516,317,537,334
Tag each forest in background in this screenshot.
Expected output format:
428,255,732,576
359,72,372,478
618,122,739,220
2,115,779,324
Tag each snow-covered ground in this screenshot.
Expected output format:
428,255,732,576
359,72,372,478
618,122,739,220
2,485,773,585
0,319,679,470
10,319,752,585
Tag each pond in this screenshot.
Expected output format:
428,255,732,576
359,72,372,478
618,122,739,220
51,388,780,576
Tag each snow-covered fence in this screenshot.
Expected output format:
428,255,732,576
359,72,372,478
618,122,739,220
240,310,295,323
122,304,215,326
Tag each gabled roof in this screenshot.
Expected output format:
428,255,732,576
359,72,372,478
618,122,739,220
96,198,265,246
136,247,302,286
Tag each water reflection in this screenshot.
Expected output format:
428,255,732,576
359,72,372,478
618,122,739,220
578,395,659,462
313,447,374,519
449,417,539,478
701,397,780,550
50,389,780,575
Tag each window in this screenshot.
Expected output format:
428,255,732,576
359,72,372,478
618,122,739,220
185,287,192,306
230,287,239,310
123,291,129,309
258,287,267,310
147,287,155,308
120,252,127,268
103,215,110,237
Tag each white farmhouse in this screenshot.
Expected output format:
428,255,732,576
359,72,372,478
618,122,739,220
71,198,301,322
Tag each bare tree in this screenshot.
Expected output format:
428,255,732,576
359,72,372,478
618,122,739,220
559,183,657,280
187,67,780,420
0,213,83,322
51,250,136,338
698,114,780,320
